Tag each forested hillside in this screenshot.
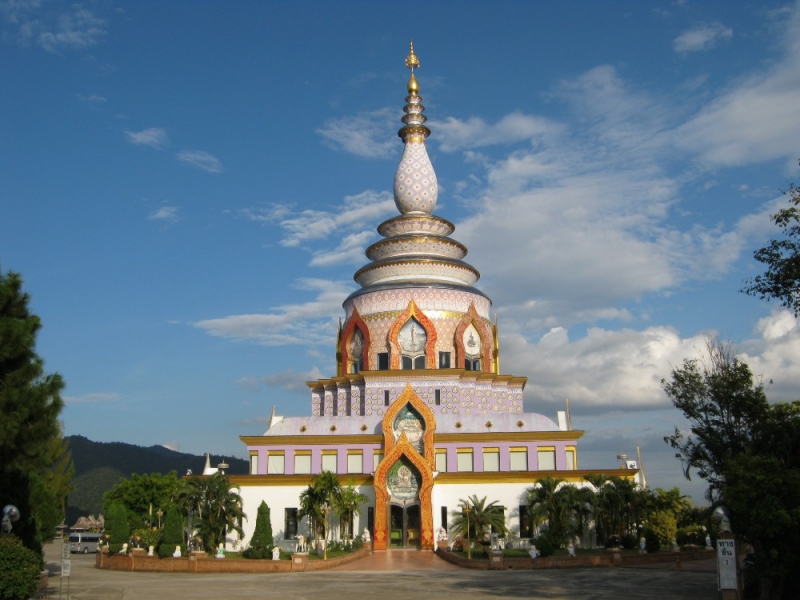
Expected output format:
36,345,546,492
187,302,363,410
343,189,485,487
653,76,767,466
65,435,247,525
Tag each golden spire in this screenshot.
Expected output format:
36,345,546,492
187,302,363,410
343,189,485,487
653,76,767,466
405,40,420,70
405,41,420,95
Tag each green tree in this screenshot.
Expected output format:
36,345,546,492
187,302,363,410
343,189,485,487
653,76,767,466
159,504,184,557
0,269,72,555
742,170,800,315
663,340,769,499
334,482,367,541
177,473,245,553
103,471,181,529
450,495,507,543
663,340,800,598
244,501,273,558
106,502,129,546
298,470,340,543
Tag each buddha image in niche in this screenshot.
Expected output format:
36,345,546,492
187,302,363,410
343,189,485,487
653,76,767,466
394,405,424,453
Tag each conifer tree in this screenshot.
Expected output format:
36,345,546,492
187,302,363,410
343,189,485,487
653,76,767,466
244,501,273,558
159,504,184,557
0,268,71,555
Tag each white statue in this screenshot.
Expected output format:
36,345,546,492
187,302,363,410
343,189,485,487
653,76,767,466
272,546,280,561
296,534,306,552
361,528,371,543
705,535,713,549
436,527,448,543
640,537,647,553
215,545,225,559
119,543,128,554
671,538,679,551
172,545,181,558
567,542,575,557
147,545,154,557
528,545,538,559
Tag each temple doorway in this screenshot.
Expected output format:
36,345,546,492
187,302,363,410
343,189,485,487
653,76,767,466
389,503,420,548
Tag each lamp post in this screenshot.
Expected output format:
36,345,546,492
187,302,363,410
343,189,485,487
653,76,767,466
321,502,332,560
464,503,472,560
1,505,20,534
218,462,229,475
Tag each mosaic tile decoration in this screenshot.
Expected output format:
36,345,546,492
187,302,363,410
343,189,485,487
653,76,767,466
393,141,438,215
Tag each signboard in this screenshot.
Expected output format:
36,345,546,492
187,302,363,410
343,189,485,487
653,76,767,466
61,540,71,578
717,539,737,590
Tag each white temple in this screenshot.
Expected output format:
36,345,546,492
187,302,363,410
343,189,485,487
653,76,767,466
231,43,635,551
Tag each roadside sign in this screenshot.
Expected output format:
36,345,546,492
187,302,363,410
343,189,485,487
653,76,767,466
717,539,737,590
61,539,71,578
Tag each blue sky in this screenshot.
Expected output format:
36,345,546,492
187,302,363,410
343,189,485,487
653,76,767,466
3,1,800,503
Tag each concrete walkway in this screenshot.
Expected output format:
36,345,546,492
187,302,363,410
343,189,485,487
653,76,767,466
39,543,718,600
328,548,460,571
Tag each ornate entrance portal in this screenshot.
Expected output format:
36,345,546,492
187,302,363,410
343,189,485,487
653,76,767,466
390,503,421,548
373,384,437,550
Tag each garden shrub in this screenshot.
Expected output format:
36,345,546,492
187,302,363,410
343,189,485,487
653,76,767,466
621,534,638,549
604,535,621,549
643,528,661,553
533,533,555,557
0,535,41,600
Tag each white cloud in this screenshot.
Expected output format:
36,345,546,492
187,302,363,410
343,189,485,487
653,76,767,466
193,279,352,346
64,392,120,403
148,205,180,221
436,113,562,153
740,309,800,402
236,367,325,394
177,150,223,173
1,2,108,52
77,93,107,108
242,190,395,249
317,107,398,158
125,128,168,149
309,231,375,267
673,22,733,54
675,6,800,167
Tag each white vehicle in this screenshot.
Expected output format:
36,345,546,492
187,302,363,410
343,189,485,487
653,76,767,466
68,532,101,554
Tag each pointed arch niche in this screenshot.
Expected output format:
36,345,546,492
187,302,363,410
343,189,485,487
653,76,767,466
388,300,438,370
340,306,371,374
454,303,493,372
373,384,437,550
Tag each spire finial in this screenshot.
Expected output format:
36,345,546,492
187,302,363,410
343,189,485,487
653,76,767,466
394,41,437,215
405,41,420,95
405,40,420,71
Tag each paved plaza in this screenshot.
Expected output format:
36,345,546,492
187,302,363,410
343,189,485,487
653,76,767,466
41,543,718,600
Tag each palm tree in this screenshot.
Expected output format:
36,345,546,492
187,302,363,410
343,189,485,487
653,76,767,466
583,473,610,545
526,476,575,545
334,482,367,541
298,470,341,543
451,495,507,544
177,473,246,553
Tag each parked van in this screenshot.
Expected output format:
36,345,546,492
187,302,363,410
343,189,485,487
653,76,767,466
68,532,101,553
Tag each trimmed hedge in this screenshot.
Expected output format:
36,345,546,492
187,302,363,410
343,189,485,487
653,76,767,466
0,535,40,600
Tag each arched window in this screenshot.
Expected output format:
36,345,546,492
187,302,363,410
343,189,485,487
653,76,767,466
398,318,427,370
348,329,364,374
462,324,481,372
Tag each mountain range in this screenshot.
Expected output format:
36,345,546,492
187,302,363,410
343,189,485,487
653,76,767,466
64,435,248,525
